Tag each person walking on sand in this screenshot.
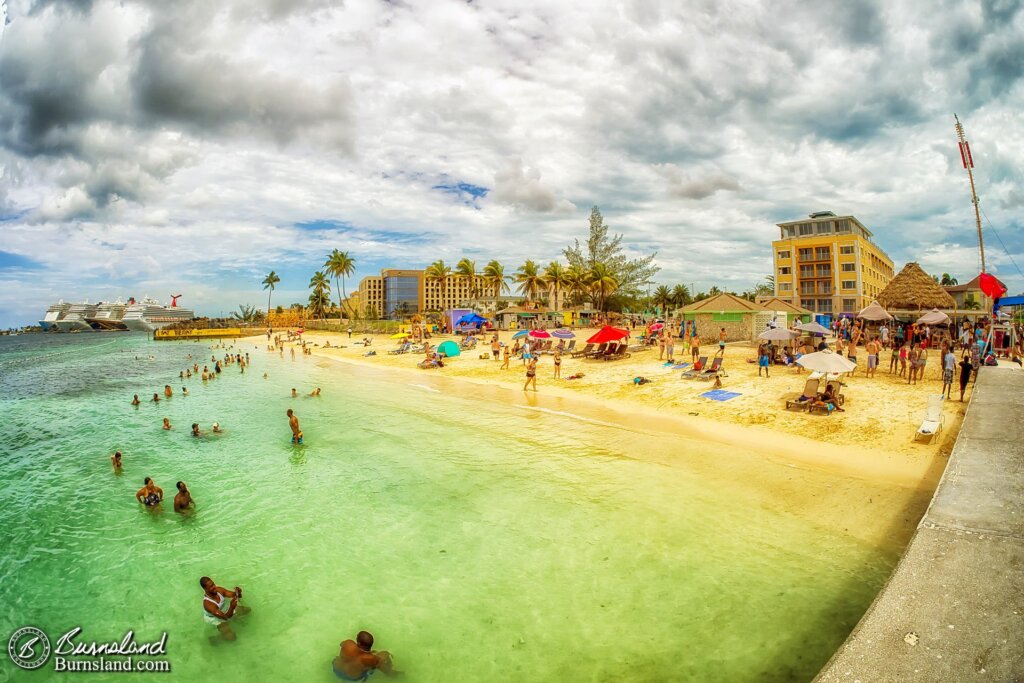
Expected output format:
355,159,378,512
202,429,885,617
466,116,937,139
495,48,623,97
658,335,666,360
907,344,920,384
665,335,675,363
287,408,302,444
691,333,701,362
888,340,900,374
717,328,727,357
942,346,956,399
958,353,973,402
523,356,538,391
917,343,929,381
757,343,770,377
865,337,880,378
553,349,562,379
501,344,511,369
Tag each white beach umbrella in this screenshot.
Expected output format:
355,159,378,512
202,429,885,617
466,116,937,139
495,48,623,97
916,308,951,325
796,322,831,335
796,349,857,373
857,300,893,321
758,328,799,341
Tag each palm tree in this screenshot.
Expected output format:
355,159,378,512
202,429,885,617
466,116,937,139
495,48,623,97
308,271,331,319
565,264,589,308
671,284,690,307
588,263,619,312
262,271,281,319
455,258,478,300
543,261,569,311
230,304,265,323
324,250,356,319
652,284,673,315
708,285,722,296
515,260,544,303
940,273,958,286
482,260,510,297
425,260,453,310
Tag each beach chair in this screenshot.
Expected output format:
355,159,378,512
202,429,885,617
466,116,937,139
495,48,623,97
586,343,608,358
695,357,723,380
824,380,846,406
595,343,617,360
604,343,631,360
571,343,593,359
681,357,709,379
785,378,820,411
565,340,577,353
914,395,945,444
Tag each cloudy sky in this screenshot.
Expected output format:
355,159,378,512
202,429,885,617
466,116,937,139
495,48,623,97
0,0,1022,326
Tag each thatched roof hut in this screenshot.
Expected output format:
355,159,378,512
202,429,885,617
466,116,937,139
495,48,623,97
877,262,956,311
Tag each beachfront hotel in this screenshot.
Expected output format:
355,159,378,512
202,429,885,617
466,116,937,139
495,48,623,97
772,211,895,316
354,268,493,318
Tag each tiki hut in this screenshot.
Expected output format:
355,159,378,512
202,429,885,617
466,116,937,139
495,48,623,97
877,263,956,312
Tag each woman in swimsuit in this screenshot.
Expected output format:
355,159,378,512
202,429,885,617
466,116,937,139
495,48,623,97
523,357,538,392
135,478,163,507
553,350,562,379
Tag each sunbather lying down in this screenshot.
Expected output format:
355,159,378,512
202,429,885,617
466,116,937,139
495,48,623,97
418,357,444,369
633,376,652,385
565,372,585,380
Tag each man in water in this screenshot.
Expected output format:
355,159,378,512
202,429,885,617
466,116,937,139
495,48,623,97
310,388,321,396
287,409,302,444
111,451,123,470
192,423,202,437
131,394,140,406
151,393,161,403
333,631,396,680
182,386,188,396
174,481,194,512
164,385,173,398
291,388,298,398
136,478,163,507
200,576,250,641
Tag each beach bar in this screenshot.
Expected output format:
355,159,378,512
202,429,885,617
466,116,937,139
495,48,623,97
682,293,766,342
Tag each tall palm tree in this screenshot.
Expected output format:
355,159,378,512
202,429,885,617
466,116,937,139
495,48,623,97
425,259,452,309
588,263,619,313
671,284,690,307
564,264,589,308
455,258,478,300
482,260,510,297
324,249,356,319
543,261,569,311
514,260,544,303
262,271,281,319
308,271,331,319
940,273,958,286
652,284,673,315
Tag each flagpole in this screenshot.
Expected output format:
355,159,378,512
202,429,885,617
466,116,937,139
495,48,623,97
954,114,986,274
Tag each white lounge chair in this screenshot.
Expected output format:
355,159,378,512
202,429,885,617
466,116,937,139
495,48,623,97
915,395,945,444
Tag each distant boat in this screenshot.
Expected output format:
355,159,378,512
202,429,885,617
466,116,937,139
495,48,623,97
121,296,195,331
39,300,71,331
85,298,129,331
53,301,98,332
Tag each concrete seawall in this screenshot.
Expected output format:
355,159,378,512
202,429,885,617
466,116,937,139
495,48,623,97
816,368,1024,681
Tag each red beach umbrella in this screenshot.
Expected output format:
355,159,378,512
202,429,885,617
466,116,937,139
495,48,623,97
649,323,664,331
587,325,630,344
528,330,552,339
979,272,1007,299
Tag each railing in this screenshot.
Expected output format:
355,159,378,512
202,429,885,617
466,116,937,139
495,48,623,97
302,319,403,334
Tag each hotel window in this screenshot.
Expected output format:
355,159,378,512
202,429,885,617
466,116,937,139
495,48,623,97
782,226,796,238
840,245,854,255
798,223,813,236
779,267,791,275
814,246,830,260
798,248,813,261
800,265,815,278
777,250,790,260
817,299,833,312
779,283,792,291
816,221,832,234
841,263,856,272
815,265,831,277
836,219,851,233
800,282,816,295
801,299,816,312
842,280,856,290
842,299,857,312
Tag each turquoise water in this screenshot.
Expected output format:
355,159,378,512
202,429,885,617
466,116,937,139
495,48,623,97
0,334,902,682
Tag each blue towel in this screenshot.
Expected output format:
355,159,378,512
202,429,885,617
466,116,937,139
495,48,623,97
701,390,741,402
666,363,689,370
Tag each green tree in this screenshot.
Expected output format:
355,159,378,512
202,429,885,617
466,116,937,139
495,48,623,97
308,271,331,319
456,258,480,300
425,260,452,308
708,285,722,296
543,261,569,310
940,273,958,286
262,271,281,319
230,304,265,323
588,263,620,312
671,284,691,307
564,264,589,307
324,249,356,319
652,285,673,315
482,260,510,297
515,260,544,302
563,206,659,306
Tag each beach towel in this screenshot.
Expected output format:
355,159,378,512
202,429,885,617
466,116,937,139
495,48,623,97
700,390,741,402
666,363,689,370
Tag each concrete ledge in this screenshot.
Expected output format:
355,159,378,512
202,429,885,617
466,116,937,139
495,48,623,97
816,368,1024,682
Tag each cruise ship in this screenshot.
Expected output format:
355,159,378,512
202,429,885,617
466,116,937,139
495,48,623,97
39,301,71,330
85,298,129,331
53,301,99,332
121,296,195,332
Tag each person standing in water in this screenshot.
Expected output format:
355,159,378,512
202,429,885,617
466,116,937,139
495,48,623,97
164,385,173,398
174,481,194,512
200,577,250,641
131,394,140,406
136,478,163,507
111,451,123,470
287,409,302,444
163,417,172,430
333,631,397,680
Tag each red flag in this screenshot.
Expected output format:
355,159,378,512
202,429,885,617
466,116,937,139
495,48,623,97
978,272,1006,299
958,142,968,169
964,141,974,168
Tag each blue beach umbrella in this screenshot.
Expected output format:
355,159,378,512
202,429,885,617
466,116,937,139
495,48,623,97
437,340,461,357
551,329,575,339
512,330,530,339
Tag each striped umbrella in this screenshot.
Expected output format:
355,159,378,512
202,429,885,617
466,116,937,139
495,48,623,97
551,328,575,339
512,330,530,339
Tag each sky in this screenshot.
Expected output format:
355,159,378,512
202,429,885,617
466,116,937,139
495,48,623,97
0,0,1022,327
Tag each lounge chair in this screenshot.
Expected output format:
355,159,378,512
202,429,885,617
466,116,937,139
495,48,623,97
785,378,820,411
824,380,846,406
681,357,709,378
596,343,619,360
570,343,593,359
586,343,608,358
914,395,945,443
565,340,577,353
695,357,723,380
603,342,631,360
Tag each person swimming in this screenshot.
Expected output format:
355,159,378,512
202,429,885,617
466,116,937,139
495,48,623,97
174,481,194,512
136,477,163,507
151,393,160,403
111,450,123,470
212,422,222,433
310,388,321,396
192,423,201,437
291,388,298,398
163,417,172,430
333,631,396,680
131,394,140,406
182,387,188,396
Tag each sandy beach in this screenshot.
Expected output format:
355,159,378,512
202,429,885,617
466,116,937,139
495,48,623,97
248,328,967,494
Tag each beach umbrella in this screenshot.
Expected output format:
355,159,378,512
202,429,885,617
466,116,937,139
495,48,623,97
437,340,460,357
857,300,893,321
649,322,664,331
551,329,575,339
512,330,530,339
796,349,857,373
390,332,410,339
916,308,951,326
758,328,799,341
528,329,551,339
587,325,630,344
796,321,831,335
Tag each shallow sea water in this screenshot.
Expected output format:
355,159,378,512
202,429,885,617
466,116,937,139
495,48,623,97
0,334,901,682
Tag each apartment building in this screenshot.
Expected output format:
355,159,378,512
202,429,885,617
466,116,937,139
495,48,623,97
355,268,492,319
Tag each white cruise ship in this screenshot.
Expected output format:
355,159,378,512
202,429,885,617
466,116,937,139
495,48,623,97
53,301,99,332
39,301,71,330
85,298,129,331
121,296,195,332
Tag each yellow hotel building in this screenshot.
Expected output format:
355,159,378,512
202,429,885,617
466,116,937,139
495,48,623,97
772,212,894,316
